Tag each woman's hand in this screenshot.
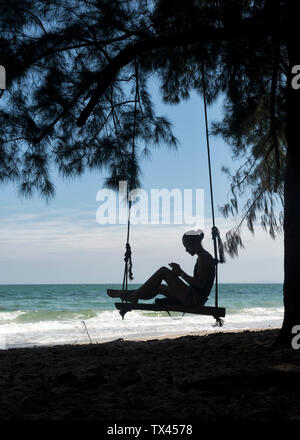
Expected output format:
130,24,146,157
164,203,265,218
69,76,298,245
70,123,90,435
169,262,182,276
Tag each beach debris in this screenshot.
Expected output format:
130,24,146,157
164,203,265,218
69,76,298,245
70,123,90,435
111,338,124,344
82,321,93,344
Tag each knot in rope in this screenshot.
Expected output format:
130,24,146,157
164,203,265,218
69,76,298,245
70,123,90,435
211,226,225,264
124,242,133,280
213,316,224,327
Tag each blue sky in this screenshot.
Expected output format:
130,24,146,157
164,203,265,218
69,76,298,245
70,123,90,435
0,80,284,284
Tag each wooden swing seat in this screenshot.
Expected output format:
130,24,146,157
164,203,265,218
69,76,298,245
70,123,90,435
114,298,226,319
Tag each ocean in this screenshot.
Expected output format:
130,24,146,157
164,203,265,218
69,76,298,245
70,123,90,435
0,284,283,349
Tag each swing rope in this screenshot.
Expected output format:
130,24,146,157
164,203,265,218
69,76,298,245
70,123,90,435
119,58,225,326
201,59,225,327
122,58,139,291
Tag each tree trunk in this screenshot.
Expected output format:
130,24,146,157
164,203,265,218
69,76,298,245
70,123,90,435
276,0,300,345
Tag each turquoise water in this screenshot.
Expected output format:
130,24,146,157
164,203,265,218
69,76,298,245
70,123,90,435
0,284,283,348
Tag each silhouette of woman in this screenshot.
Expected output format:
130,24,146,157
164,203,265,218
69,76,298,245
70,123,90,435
107,230,215,306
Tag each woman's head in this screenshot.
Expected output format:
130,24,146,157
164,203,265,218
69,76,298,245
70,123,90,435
182,229,204,255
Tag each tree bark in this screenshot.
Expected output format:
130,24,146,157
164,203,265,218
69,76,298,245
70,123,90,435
276,0,300,346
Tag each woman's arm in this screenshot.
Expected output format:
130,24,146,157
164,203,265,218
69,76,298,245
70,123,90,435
179,271,199,287
180,257,208,289
169,257,209,289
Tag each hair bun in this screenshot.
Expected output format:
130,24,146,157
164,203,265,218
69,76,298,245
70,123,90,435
184,229,204,237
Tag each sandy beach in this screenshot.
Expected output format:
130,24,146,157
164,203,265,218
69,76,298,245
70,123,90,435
0,328,300,421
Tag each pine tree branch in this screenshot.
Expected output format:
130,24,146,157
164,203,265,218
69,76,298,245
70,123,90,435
232,188,267,235
77,21,284,127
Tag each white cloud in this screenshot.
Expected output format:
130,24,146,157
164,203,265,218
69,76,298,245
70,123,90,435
0,209,283,284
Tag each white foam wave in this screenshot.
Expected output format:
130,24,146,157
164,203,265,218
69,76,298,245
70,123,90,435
0,310,26,322
238,307,283,316
0,306,284,349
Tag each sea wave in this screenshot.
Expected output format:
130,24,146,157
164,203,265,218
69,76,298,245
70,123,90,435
228,306,283,316
0,306,284,349
0,310,26,322
0,309,101,324
0,305,284,324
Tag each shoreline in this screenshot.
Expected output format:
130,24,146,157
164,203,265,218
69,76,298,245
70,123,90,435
1,327,300,420
1,325,282,350
128,326,282,342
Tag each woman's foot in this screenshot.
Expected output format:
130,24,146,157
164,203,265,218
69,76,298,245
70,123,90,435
107,289,139,303
107,289,125,298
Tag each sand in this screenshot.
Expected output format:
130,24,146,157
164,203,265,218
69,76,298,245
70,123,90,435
0,328,300,420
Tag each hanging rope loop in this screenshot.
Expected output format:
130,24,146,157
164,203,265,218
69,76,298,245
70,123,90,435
122,57,140,291
124,242,133,281
211,226,225,264
213,316,224,327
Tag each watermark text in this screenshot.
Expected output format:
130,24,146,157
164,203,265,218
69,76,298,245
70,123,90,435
96,181,204,227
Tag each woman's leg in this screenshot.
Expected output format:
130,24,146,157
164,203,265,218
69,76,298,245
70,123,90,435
107,284,169,300
108,267,190,304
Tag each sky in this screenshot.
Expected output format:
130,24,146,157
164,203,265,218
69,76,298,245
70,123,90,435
0,81,284,284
